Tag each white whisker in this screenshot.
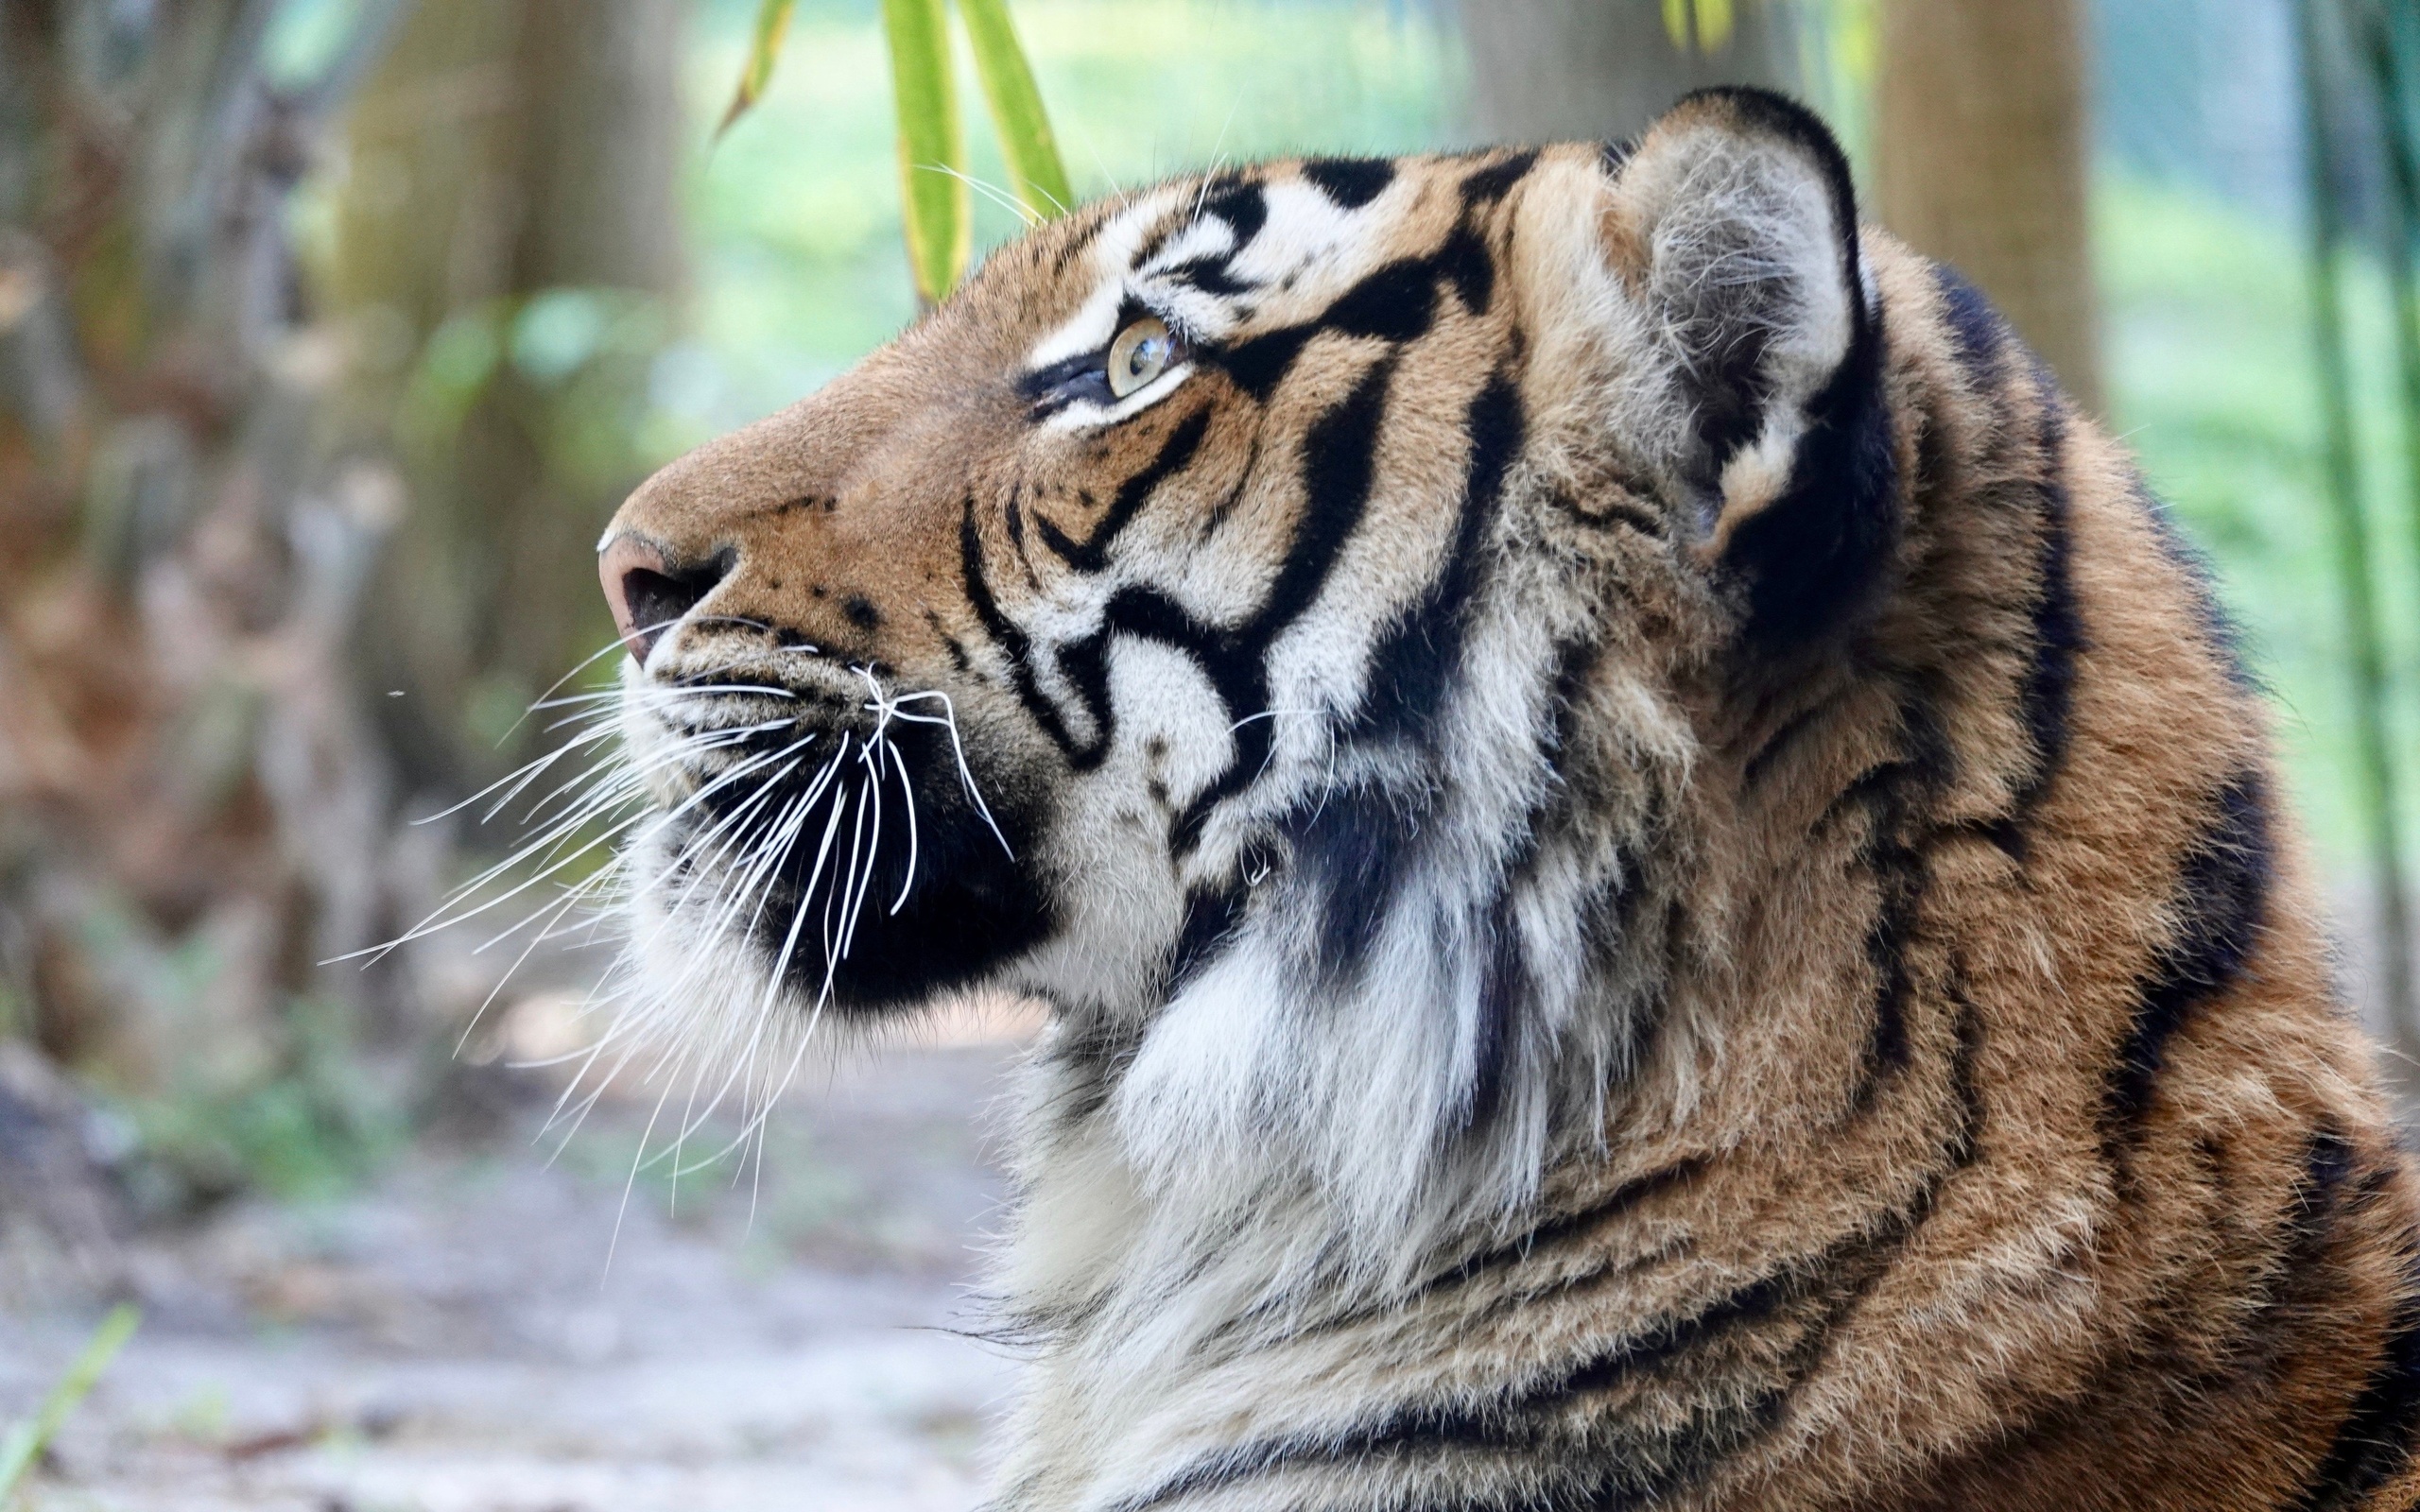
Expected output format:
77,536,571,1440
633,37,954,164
393,644,1023,1239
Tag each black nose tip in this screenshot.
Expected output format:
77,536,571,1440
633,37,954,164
599,537,734,664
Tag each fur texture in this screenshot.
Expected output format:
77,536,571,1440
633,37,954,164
592,90,2420,1511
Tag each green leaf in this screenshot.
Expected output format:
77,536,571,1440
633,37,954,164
884,0,971,304
1663,0,1737,52
0,1304,141,1500
958,0,1073,218
717,0,800,139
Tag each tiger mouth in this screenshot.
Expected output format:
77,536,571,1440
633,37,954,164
623,665,1050,1015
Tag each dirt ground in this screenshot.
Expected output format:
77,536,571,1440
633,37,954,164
0,1036,1031,1512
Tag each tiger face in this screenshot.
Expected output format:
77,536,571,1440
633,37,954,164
599,91,1872,1137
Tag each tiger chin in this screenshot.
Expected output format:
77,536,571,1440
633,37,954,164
593,89,2420,1512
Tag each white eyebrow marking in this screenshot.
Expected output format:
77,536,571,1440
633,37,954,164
1140,215,1236,275
1028,279,1130,372
1026,192,1182,370
1018,164,1403,393
1225,177,1368,288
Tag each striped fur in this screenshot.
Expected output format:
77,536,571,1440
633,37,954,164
597,91,2420,1510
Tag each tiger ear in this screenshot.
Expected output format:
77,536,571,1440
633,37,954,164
1602,87,1895,650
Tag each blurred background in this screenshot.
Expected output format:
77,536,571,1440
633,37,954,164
2,0,2418,1506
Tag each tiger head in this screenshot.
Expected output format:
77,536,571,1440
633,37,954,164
596,89,1886,1237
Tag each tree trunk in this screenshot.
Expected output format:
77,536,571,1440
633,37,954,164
1458,0,1797,147
333,0,685,796
1874,0,2101,412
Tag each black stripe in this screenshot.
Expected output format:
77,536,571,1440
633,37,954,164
1047,214,1105,277
1930,264,2008,396
1434,221,1495,316
1354,369,1524,741
1286,369,1524,996
1549,477,1665,537
1290,780,1419,982
1199,178,1268,246
1440,1158,1708,1287
1170,354,1400,850
1217,325,1317,404
923,610,973,674
1465,903,1530,1135
1452,634,1600,1137
2005,390,2083,843
1213,253,1454,404
1739,694,1836,789
2294,1125,2360,1250
1167,881,1246,990
1131,175,1260,271
1856,687,1955,1091
1053,617,1116,770
2102,771,2273,1143
959,495,1084,758
1460,148,1540,207
1212,205,1503,405
1034,406,1213,572
2292,1242,2420,1512
1323,259,1440,343
1301,155,1395,210
1160,255,1253,298
1022,359,1401,839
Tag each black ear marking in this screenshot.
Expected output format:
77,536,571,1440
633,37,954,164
1633,87,1895,652
1720,289,1895,652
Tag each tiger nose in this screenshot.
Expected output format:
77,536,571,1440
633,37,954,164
599,534,734,665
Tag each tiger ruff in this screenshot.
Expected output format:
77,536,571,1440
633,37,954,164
593,90,2420,1511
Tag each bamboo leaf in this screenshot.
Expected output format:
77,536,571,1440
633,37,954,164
717,0,799,139
1699,0,1736,50
0,1304,141,1499
884,0,971,304
1662,0,1737,53
958,0,1072,218
1663,0,1689,49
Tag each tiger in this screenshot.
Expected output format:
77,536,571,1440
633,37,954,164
586,88,2420,1510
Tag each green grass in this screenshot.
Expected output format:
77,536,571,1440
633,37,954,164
0,1304,140,1503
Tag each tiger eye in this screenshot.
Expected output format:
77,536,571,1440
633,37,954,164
1107,316,1176,399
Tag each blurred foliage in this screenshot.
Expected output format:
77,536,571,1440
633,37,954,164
2100,179,2416,864
105,991,406,1214
722,0,802,133
681,0,1459,435
960,0,1078,216
1665,0,1740,52
0,0,417,1226
725,0,1073,304
884,0,973,303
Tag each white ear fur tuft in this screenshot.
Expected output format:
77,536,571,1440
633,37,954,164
1605,89,1898,646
